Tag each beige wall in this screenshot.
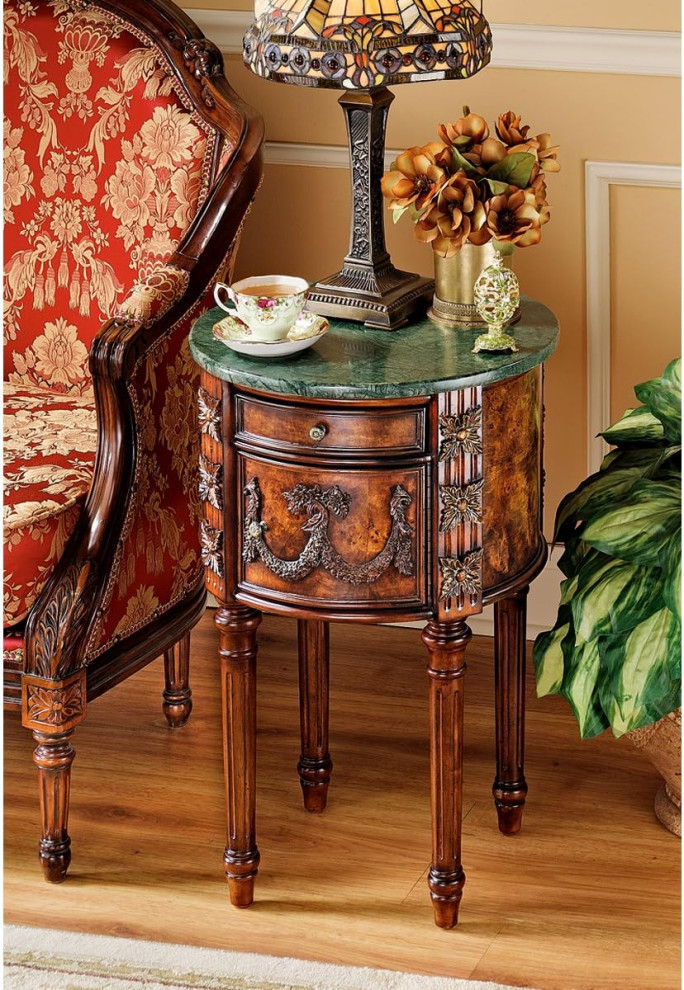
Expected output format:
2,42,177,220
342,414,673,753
185,5,681,532
184,0,681,30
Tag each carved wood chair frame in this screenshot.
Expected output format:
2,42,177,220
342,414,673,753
4,0,264,883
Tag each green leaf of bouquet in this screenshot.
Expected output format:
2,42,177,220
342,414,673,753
533,621,569,697
391,205,409,224
485,152,537,189
492,238,515,257
484,178,510,196
408,202,430,223
599,608,680,737
450,146,482,180
581,480,680,566
601,406,665,445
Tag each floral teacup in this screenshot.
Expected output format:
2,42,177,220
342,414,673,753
214,275,309,342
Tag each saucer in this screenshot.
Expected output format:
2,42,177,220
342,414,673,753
212,310,329,358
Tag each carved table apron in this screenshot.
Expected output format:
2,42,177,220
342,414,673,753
190,300,559,928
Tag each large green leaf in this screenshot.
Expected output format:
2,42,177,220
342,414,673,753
599,608,681,737
554,468,644,542
635,368,681,443
601,406,665,446
533,621,569,697
557,539,597,578
662,537,682,619
663,356,681,396
571,556,663,642
485,152,537,189
561,638,608,738
581,480,680,566
600,445,681,476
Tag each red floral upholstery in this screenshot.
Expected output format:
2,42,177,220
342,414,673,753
3,0,231,654
4,384,97,627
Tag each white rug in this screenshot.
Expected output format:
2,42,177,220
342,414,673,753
4,925,535,990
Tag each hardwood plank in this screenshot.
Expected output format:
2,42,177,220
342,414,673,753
4,613,680,987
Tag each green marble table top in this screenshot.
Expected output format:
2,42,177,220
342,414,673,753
189,298,559,400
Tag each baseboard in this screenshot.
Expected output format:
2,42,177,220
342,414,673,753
206,546,562,641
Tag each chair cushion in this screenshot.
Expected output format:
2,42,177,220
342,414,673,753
3,384,97,626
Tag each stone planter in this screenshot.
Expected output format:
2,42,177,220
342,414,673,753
629,709,681,836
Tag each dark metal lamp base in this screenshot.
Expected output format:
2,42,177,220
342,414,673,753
307,87,434,331
307,262,434,330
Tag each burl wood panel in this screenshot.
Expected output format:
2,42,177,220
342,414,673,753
482,370,542,592
237,455,428,612
235,395,427,459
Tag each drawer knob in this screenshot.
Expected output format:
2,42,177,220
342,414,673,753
309,424,327,442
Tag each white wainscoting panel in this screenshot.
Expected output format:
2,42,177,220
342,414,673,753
584,161,681,475
185,10,681,78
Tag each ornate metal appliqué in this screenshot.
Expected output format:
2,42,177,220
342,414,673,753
439,480,483,531
198,387,221,442
242,477,414,585
200,519,224,578
439,550,483,603
439,407,483,460
199,454,222,510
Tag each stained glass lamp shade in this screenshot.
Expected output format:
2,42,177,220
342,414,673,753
244,0,492,328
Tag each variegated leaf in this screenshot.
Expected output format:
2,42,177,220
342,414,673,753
554,468,644,542
581,481,680,566
601,406,664,446
635,358,681,443
562,638,606,739
571,556,664,642
599,608,680,737
533,620,569,698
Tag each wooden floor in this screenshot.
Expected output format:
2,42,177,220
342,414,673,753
4,612,680,990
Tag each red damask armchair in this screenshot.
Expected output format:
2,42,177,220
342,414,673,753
3,0,263,881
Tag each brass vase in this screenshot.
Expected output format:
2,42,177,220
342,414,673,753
427,243,521,329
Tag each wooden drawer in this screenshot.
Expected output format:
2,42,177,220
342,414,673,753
234,394,427,459
236,454,429,617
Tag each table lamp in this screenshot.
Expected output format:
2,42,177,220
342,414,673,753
243,0,492,329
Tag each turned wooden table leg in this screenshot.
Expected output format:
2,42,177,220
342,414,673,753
162,631,192,728
297,619,332,813
422,619,470,929
32,729,76,883
493,587,529,835
216,604,261,908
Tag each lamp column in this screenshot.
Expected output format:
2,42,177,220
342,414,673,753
306,87,434,331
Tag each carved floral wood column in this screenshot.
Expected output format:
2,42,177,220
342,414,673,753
191,299,558,927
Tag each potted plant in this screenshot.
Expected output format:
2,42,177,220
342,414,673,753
534,359,681,833
381,108,560,327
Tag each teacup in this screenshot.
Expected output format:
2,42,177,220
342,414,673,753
214,275,309,342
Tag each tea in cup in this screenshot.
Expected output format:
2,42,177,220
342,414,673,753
214,275,309,341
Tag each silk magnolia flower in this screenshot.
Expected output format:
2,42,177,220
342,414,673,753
382,107,560,258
